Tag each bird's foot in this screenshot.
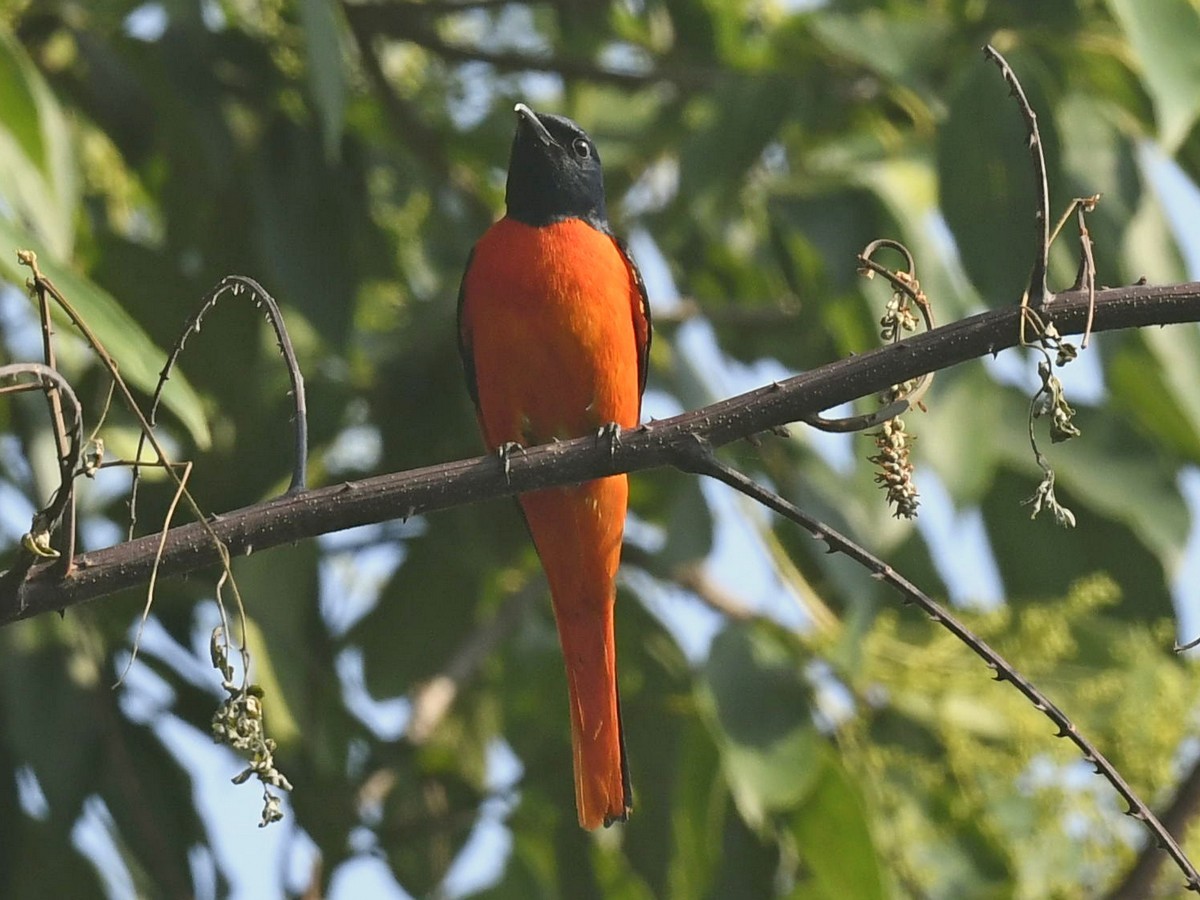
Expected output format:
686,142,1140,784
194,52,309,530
597,422,622,459
497,441,525,484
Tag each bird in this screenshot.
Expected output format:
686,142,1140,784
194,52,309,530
457,103,651,829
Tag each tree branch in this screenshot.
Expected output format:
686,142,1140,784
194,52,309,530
3,280,1199,624
1105,751,1200,899
341,2,710,89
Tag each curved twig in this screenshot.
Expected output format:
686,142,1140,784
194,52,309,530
983,44,1053,309
805,239,935,433
1106,752,1200,899
670,435,1200,892
0,362,84,604
11,251,254,675
30,262,76,570
131,275,309,536
1074,198,1098,346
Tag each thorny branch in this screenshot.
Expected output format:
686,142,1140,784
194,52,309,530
4,279,1200,624
1106,752,1200,899
981,46,1095,532
671,437,1200,892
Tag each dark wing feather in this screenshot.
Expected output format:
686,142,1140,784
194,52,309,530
613,236,652,411
456,246,481,413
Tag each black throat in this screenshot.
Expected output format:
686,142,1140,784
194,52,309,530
505,105,609,230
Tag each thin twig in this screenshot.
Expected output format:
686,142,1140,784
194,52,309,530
1075,199,1098,347
0,362,83,602
1106,752,1200,899
1049,194,1101,348
30,262,76,571
670,435,1200,892
803,239,936,434
131,276,309,542
983,44,1054,310
116,461,193,686
12,251,251,659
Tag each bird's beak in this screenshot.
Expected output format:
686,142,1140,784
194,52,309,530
514,103,555,146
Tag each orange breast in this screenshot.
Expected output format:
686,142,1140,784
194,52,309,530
462,217,643,450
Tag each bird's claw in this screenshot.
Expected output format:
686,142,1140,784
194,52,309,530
597,422,622,458
497,441,525,484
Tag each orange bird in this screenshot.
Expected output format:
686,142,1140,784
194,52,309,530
457,104,651,829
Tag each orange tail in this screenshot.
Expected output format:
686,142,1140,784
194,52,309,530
519,475,632,829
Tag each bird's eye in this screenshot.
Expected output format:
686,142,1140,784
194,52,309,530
572,138,591,159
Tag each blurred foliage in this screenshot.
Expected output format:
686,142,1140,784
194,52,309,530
2,0,1200,897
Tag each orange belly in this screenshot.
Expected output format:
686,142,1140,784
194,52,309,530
462,217,642,449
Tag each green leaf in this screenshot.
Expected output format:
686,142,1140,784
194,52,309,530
381,767,482,894
920,367,1030,505
1032,407,1188,571
706,807,781,900
1120,176,1188,284
698,623,821,827
353,505,522,697
250,120,366,349
665,718,726,900
1,820,107,900
1106,0,1200,151
1109,327,1200,461
812,11,953,86
0,217,212,448
1054,93,1143,289
678,77,799,210
232,541,326,752
657,475,714,569
0,619,103,829
0,29,78,258
99,721,207,898
858,152,986,323
618,603,693,897
0,29,44,167
298,0,347,161
981,464,1175,620
937,51,1063,307
788,750,886,900
473,848,555,900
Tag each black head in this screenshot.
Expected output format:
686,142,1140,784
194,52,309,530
505,104,608,229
